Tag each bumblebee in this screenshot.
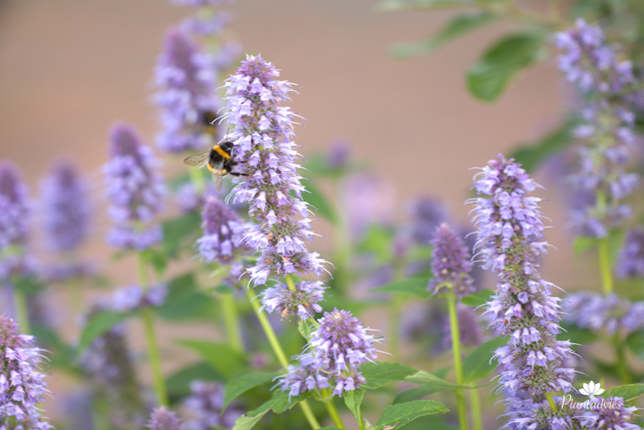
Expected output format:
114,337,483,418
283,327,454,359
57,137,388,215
183,141,246,191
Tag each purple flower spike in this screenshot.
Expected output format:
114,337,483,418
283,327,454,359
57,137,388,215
277,308,379,398
408,196,447,245
155,28,221,154
0,314,51,430
40,159,91,253
197,196,249,269
0,162,34,282
617,226,644,279
183,381,244,430
148,407,184,430
468,154,575,426
579,396,640,429
259,280,326,321
224,55,329,285
429,223,474,297
104,122,165,251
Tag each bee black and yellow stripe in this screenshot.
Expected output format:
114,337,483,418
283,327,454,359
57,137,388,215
213,145,231,160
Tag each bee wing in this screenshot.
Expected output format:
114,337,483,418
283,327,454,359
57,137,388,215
183,152,210,168
212,171,224,192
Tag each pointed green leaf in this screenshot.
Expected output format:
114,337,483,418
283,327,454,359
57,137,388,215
224,372,280,410
162,211,201,259
509,119,576,173
371,278,431,299
467,32,546,102
461,289,494,307
231,411,269,430
302,179,338,223
373,400,449,430
404,370,458,391
462,336,507,384
395,384,454,404
626,329,644,360
573,235,599,255
77,311,129,354
157,273,218,321
392,12,495,58
176,339,247,379
343,389,366,424
606,384,644,401
362,362,418,390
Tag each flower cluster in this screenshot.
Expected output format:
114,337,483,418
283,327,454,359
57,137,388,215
154,28,221,154
0,163,34,282
147,407,183,430
104,122,165,251
0,314,50,430
259,280,326,321
182,381,244,430
224,55,328,286
617,226,644,279
109,284,168,313
578,396,640,429
174,182,222,214
563,292,644,335
428,223,474,297
556,19,639,238
469,154,575,426
277,308,379,397
197,196,249,279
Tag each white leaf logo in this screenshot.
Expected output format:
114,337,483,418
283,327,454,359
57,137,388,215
579,381,605,396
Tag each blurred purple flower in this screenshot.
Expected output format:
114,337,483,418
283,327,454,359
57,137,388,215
39,159,91,253
0,314,51,430
43,261,97,283
174,182,222,214
326,140,351,170
407,196,447,245
104,122,165,251
110,284,168,313
428,223,474,297
564,291,644,335
183,381,243,430
469,154,574,425
148,407,184,430
340,173,395,241
579,396,640,429
224,55,328,286
617,226,644,278
438,303,484,353
154,28,221,154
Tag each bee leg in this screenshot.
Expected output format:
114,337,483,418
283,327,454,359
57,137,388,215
228,172,249,177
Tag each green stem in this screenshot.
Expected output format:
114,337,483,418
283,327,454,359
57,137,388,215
220,293,244,354
545,392,557,412
390,296,403,359
447,290,468,430
138,255,168,406
613,332,632,384
332,177,352,295
322,388,346,430
285,273,297,293
245,287,320,429
598,238,614,295
469,384,483,430
13,288,30,334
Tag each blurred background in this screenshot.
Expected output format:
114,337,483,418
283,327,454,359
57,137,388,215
0,0,604,427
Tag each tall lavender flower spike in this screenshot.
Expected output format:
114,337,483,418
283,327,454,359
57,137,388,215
0,163,34,282
468,154,575,427
259,280,325,321
617,226,644,278
104,122,165,251
154,28,221,154
224,55,328,286
429,223,474,297
556,19,639,238
148,407,184,430
0,314,51,430
196,196,250,280
40,159,91,253
183,381,244,430
408,196,447,245
563,291,644,335
277,308,380,398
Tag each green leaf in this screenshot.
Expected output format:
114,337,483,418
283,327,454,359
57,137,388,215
362,362,418,390
32,325,76,369
395,384,453,404
467,32,546,102
157,273,218,321
371,278,431,299
373,400,449,430
461,289,494,307
77,311,129,354
391,12,495,58
404,371,458,391
377,0,480,11
607,228,626,266
573,235,599,254
509,119,576,173
162,212,201,259
343,389,365,424
302,179,338,223
166,362,221,398
231,411,269,430
297,319,314,339
358,224,395,263
462,337,506,384
13,276,44,295
626,330,644,360
176,339,247,379
606,384,644,401
224,372,280,411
